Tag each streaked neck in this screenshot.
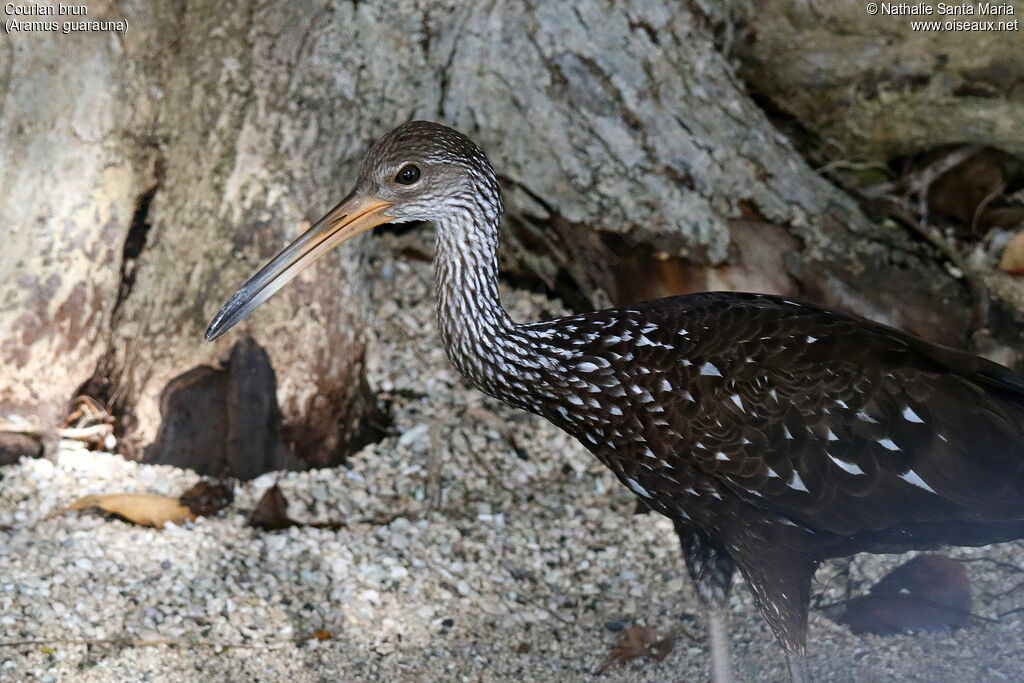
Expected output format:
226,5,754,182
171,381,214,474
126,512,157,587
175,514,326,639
431,212,523,400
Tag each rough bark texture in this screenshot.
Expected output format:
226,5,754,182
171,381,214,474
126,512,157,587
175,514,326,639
2,0,1020,467
1,19,141,433
97,1,393,466
706,0,1024,160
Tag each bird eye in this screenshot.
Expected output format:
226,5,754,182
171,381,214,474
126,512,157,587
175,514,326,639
395,164,420,185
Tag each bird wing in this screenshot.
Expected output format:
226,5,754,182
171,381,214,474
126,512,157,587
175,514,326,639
587,293,1024,537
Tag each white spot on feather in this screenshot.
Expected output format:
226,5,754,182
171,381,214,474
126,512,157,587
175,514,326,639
828,453,865,475
730,394,744,413
660,378,672,392
825,428,839,441
700,362,722,377
715,451,729,461
576,362,599,373
806,335,818,344
788,471,809,492
625,477,651,498
903,406,925,423
857,411,878,424
877,438,900,451
899,470,936,493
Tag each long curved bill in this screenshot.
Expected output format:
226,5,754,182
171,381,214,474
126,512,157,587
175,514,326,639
205,194,395,341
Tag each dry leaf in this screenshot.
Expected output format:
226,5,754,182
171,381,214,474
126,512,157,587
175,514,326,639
837,554,971,635
180,479,234,516
249,484,346,531
598,625,675,672
250,484,296,530
999,231,1024,275
301,629,333,641
67,493,196,529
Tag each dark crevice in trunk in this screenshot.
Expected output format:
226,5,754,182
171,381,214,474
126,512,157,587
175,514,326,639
111,157,165,318
143,337,391,479
73,153,166,456
500,212,711,315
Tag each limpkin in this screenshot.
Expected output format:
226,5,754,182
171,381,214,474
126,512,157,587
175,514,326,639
206,121,1024,681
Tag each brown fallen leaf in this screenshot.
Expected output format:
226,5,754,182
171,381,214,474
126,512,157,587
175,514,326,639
999,231,1024,275
300,629,333,642
249,484,347,531
598,625,675,673
250,484,297,530
836,553,971,636
66,493,196,529
180,479,234,517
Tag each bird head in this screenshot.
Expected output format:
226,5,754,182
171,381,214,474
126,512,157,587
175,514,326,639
204,120,501,342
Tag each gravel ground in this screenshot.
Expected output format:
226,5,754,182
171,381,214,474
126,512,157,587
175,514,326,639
3,234,1024,682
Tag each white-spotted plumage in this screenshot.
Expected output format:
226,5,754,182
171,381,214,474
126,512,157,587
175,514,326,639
898,470,936,494
902,406,925,423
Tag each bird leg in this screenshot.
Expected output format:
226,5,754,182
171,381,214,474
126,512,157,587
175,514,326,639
785,652,811,683
673,521,736,683
706,607,732,683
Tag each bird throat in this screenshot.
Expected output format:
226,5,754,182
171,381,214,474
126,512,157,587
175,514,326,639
430,213,534,405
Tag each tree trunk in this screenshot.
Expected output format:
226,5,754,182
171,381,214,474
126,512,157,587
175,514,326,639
704,0,1024,160
2,0,1020,469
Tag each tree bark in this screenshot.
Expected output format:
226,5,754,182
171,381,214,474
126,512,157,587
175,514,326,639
703,0,1024,160
1,16,142,444
2,0,1020,467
